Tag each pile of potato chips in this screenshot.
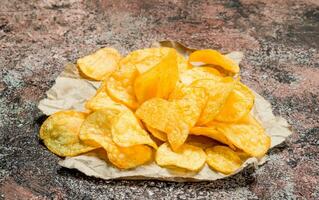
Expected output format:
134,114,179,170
40,47,271,175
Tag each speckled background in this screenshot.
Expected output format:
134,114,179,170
0,0,318,199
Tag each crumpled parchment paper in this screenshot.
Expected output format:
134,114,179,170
38,41,292,182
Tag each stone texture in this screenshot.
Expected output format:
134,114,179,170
0,0,318,199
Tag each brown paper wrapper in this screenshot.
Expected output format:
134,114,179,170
38,41,292,182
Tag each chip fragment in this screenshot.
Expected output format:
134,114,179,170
111,109,157,149
77,48,121,80
134,50,179,103
206,146,243,174
215,82,254,122
156,143,206,171
40,111,96,157
189,49,240,73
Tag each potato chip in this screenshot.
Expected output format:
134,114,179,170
40,111,96,157
190,126,235,149
156,143,206,171
136,98,189,151
206,146,243,174
209,115,271,157
134,50,179,103
146,124,167,141
79,109,153,169
77,48,121,80
179,67,221,85
126,47,190,74
79,109,120,147
192,77,235,125
189,49,240,73
215,82,254,122
85,82,128,112
111,109,157,149
106,144,153,169
170,85,208,128
186,135,217,149
106,60,139,109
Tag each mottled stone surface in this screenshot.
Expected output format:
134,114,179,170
0,0,318,199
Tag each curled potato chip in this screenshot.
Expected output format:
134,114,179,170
127,48,170,73
189,49,240,73
179,67,221,85
215,82,254,122
206,146,243,174
136,98,189,151
186,135,217,149
77,48,121,80
134,50,179,103
190,127,235,149
156,143,206,171
170,85,208,128
146,124,167,141
126,47,189,74
111,109,157,149
209,115,271,157
85,82,128,112
40,111,96,157
192,78,235,125
79,109,153,169
106,60,139,109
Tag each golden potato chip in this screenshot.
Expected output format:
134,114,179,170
179,67,221,85
106,144,153,169
209,115,271,157
77,48,121,80
79,109,120,147
192,77,235,125
85,82,128,112
111,109,157,149
106,60,139,109
79,109,153,169
134,50,179,103
186,135,217,149
125,47,189,74
156,143,206,171
206,146,243,174
146,124,167,141
190,126,235,149
189,49,240,73
170,85,208,128
215,82,254,122
40,111,96,157
136,98,189,151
